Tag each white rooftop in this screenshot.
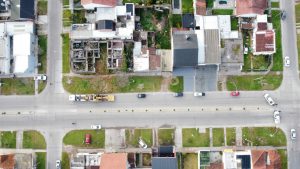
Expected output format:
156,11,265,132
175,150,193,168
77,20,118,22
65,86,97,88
218,15,239,39
133,42,149,72
203,16,219,29
256,14,268,23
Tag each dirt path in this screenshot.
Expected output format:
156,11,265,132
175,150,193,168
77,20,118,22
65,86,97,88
160,76,172,92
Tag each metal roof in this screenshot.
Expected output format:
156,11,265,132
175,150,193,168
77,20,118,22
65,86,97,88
204,29,221,64
20,0,34,19
152,157,178,169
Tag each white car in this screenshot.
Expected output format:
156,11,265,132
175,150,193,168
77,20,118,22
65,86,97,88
264,94,277,106
138,138,147,149
284,56,290,67
34,75,47,81
291,129,296,140
91,125,102,129
244,47,248,54
273,110,280,124
194,92,205,97
56,160,61,169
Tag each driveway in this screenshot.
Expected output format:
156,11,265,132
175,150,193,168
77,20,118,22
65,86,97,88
173,68,195,92
195,65,218,92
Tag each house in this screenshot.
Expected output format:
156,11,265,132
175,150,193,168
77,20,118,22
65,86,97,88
236,0,268,17
133,42,149,72
223,150,252,169
0,21,35,75
81,0,117,10
99,153,129,169
70,153,102,169
152,146,178,169
252,15,276,55
251,150,281,169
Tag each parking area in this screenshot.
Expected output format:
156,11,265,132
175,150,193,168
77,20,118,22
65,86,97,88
195,65,218,92
173,68,195,92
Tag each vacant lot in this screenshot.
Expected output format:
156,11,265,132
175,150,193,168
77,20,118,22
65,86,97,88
0,131,16,148
126,129,153,148
242,127,286,146
63,130,105,148
0,78,34,95
158,129,175,146
182,153,198,169
226,128,236,146
226,74,282,91
212,128,224,146
182,128,210,147
23,130,46,149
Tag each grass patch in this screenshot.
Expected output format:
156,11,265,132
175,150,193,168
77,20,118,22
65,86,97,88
212,128,224,147
63,76,163,93
212,9,233,15
226,128,236,146
0,78,34,95
278,149,287,169
142,153,151,166
23,130,46,149
242,127,286,146
271,10,283,71
231,17,238,30
0,131,16,148
158,129,175,146
62,152,70,169
182,0,193,13
242,54,251,71
296,4,300,23
182,153,198,169
63,130,105,148
252,55,270,70
63,0,69,5
36,152,46,169
140,9,156,31
38,35,47,74
169,76,183,93
63,9,72,27
37,1,47,15
62,34,70,73
125,129,153,147
226,74,282,91
271,2,279,8
206,0,214,8
72,10,86,24
182,128,210,147
297,34,300,70
38,81,47,93
171,14,182,28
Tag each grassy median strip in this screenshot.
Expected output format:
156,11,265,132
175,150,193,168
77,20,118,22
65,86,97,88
278,149,287,169
36,152,46,169
62,152,70,169
37,1,47,15
271,10,283,71
226,74,282,91
182,128,210,147
296,4,300,23
38,35,47,74
298,34,300,70
226,128,236,146
62,34,70,73
242,127,286,146
212,128,224,147
0,131,16,148
158,129,175,146
23,130,46,149
126,129,153,147
63,130,105,148
0,78,34,95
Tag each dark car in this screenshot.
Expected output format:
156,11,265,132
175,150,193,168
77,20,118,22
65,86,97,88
280,10,286,20
85,134,91,144
137,94,146,98
174,92,183,97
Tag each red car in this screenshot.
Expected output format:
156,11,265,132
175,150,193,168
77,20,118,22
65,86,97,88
85,134,91,144
230,91,240,96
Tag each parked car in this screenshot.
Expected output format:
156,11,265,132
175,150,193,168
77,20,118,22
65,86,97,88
138,138,147,149
273,110,280,124
291,129,296,140
34,75,47,81
244,47,248,54
85,134,91,144
174,92,183,97
230,91,240,96
91,125,102,129
194,92,205,97
137,93,146,98
56,160,61,169
264,94,277,106
284,56,290,67
281,10,286,20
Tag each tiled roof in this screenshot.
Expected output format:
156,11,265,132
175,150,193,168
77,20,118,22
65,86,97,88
236,0,267,16
99,153,127,169
257,23,267,31
196,0,206,15
255,30,275,52
241,23,254,29
251,150,281,169
81,0,117,7
0,154,14,169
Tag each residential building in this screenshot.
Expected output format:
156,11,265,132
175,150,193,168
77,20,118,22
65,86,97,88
133,42,149,72
81,0,117,10
0,153,33,169
99,153,129,169
152,146,178,169
223,150,252,169
235,0,268,17
251,150,281,169
71,153,102,169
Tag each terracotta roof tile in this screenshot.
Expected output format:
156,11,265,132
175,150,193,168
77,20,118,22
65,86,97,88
255,30,275,52
257,23,267,31
0,154,14,169
81,0,117,7
236,0,267,16
196,0,206,15
252,150,281,169
100,153,127,169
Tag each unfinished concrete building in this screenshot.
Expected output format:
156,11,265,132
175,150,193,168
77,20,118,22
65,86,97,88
70,40,101,73
107,40,124,69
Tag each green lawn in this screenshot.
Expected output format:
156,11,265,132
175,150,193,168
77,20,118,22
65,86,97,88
182,153,198,169
63,10,72,27
169,76,183,93
297,34,300,70
252,55,270,70
212,9,233,15
242,127,286,146
171,14,182,28
226,128,236,146
23,130,46,149
206,0,214,8
62,34,70,73
63,130,105,148
212,128,224,147
0,131,16,148
63,76,163,94
271,2,279,8
182,128,210,147
37,1,47,15
278,149,287,169
36,152,46,169
158,129,175,146
0,78,35,95
182,0,193,13
38,81,47,94
226,74,282,91
72,10,86,23
62,152,70,169
271,10,283,71
231,17,238,30
296,4,300,23
38,35,47,74
242,54,251,71
125,129,153,147
63,0,69,6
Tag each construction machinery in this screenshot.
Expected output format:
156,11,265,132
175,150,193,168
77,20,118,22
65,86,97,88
69,94,115,102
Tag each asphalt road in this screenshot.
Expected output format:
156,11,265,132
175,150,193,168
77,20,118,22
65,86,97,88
0,0,299,169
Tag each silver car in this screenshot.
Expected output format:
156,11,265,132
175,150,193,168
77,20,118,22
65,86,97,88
273,110,280,124
264,94,277,106
291,129,296,140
